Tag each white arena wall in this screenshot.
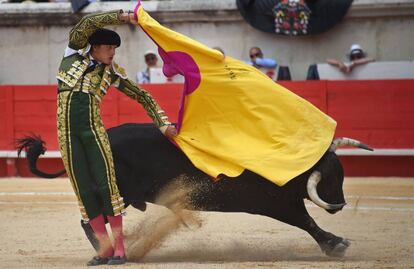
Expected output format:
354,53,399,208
0,0,413,84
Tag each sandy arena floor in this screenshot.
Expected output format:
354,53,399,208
0,177,413,269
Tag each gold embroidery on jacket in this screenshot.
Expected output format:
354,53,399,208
112,62,127,79
57,59,89,88
97,65,112,98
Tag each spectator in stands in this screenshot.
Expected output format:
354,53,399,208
136,50,158,84
247,46,278,80
247,47,277,69
326,44,375,74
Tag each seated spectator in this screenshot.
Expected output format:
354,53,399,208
326,44,375,74
247,47,277,69
247,47,277,79
136,50,158,84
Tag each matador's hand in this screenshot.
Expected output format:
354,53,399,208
128,10,138,25
119,12,129,23
120,11,137,25
164,125,178,139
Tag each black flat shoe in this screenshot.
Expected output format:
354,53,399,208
107,255,127,265
86,256,109,266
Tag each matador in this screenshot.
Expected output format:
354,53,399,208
56,10,176,266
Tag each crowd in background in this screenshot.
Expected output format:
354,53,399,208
137,44,374,84
0,0,375,82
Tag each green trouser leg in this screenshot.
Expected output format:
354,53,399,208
69,134,103,219
57,91,124,221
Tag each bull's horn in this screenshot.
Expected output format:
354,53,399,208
306,171,346,210
329,137,374,152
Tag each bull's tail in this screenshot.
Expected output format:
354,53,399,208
329,137,373,152
16,136,66,178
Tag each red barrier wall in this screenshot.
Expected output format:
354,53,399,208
0,86,14,150
1,80,414,177
325,80,414,148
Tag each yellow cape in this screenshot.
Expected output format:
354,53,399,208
135,4,337,186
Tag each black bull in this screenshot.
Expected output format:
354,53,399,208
17,123,373,257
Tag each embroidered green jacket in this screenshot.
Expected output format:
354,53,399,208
56,10,170,128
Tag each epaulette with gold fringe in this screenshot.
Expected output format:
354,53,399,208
111,61,128,79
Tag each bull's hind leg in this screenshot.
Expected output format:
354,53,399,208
274,203,350,257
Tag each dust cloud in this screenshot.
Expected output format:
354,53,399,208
125,175,202,261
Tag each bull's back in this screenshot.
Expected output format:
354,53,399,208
107,124,205,202
106,124,304,216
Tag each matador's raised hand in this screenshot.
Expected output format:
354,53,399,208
120,10,137,25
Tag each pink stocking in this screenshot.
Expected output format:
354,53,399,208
88,215,114,257
107,215,125,257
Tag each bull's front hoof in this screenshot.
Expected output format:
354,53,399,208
320,238,350,257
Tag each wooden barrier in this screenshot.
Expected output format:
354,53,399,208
1,80,413,177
